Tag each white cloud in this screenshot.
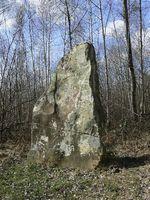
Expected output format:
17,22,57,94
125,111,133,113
145,28,150,41
15,0,23,4
105,20,125,36
105,19,150,51
132,28,150,50
15,0,42,7
0,16,15,30
29,0,42,7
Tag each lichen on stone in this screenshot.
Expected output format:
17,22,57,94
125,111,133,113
29,43,106,169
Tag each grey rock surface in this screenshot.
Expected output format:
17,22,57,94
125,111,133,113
29,43,105,169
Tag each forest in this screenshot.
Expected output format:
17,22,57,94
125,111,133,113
0,0,150,199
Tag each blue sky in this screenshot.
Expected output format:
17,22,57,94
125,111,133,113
0,0,149,69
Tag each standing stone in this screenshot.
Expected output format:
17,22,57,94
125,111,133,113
29,43,105,169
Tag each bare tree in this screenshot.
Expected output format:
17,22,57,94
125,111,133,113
99,0,111,126
139,0,145,115
88,0,93,43
123,0,137,119
64,0,73,49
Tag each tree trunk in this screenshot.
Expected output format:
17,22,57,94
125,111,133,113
123,0,137,119
99,0,110,126
88,0,93,43
139,0,145,115
64,0,72,49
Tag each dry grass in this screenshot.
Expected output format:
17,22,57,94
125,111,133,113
0,131,150,200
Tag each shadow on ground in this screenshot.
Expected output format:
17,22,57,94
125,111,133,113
100,154,150,170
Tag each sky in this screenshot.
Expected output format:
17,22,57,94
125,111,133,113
0,0,38,29
1,0,149,34
0,0,149,67
0,1,149,27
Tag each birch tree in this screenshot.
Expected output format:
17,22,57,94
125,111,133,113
123,0,137,119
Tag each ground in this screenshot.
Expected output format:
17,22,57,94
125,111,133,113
0,132,150,200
